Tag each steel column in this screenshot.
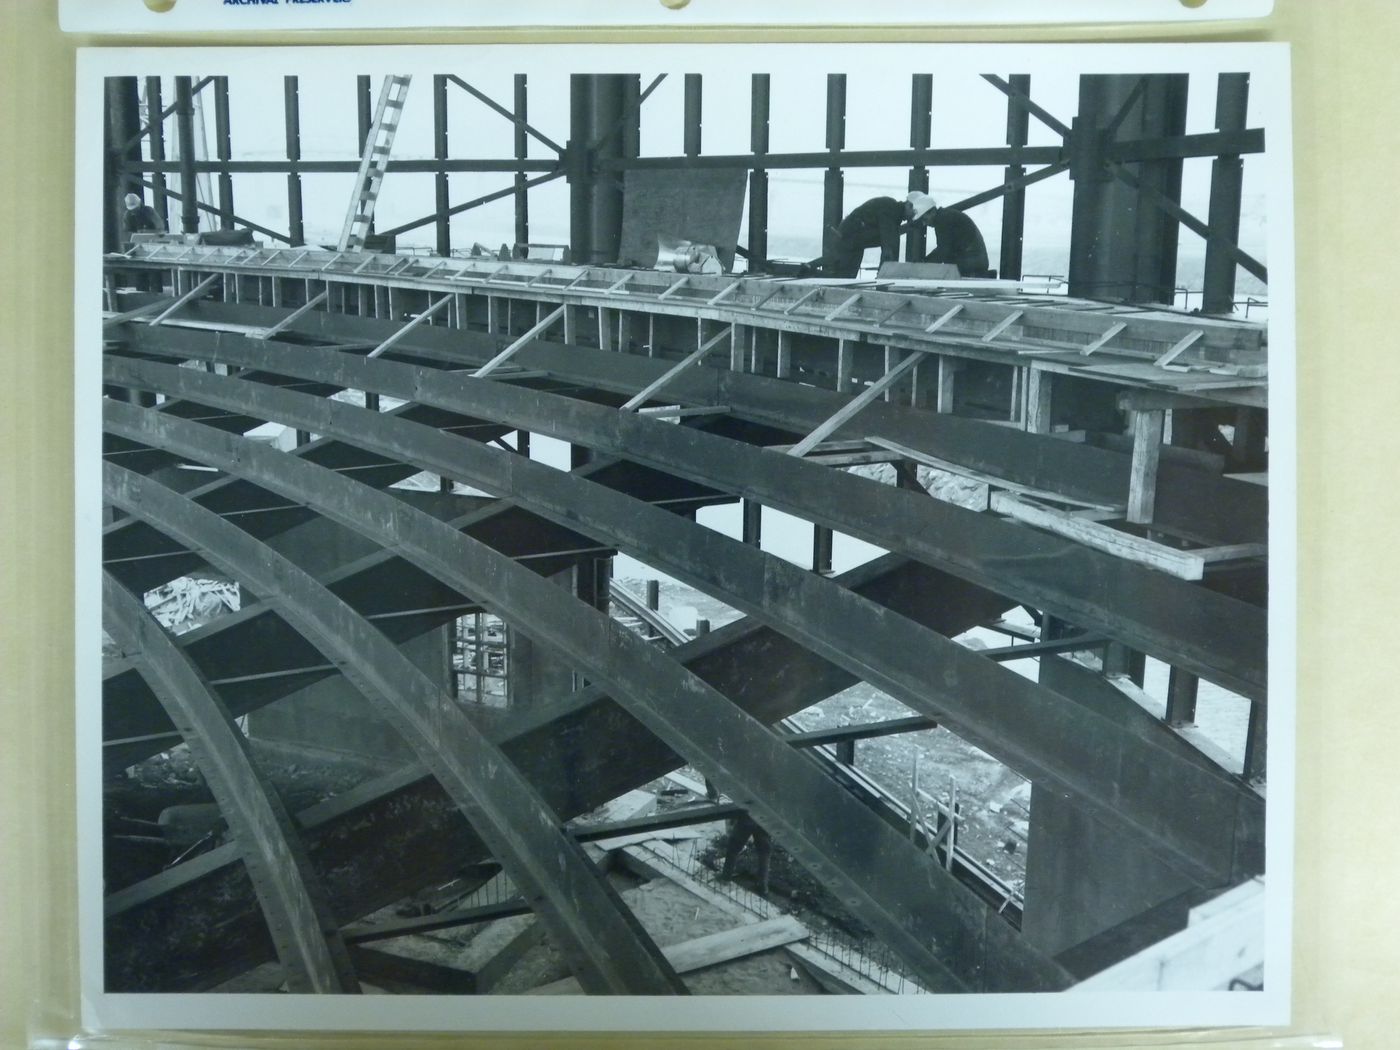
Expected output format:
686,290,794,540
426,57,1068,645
173,76,200,234
105,76,142,253
683,74,702,158
747,74,771,269
1202,74,1250,314
905,75,933,261
284,77,305,247
999,74,1031,280
823,75,847,263
1068,75,1188,304
145,76,170,232
213,77,235,230
514,75,530,249
433,75,451,257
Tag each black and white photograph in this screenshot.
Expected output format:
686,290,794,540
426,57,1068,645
78,42,1294,1033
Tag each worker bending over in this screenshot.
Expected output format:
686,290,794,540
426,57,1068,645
122,192,165,243
924,204,990,277
822,190,938,278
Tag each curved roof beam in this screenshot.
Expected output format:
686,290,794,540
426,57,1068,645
104,462,686,997
107,357,1259,887
103,399,1070,994
104,555,1014,993
101,570,361,995
112,328,1265,701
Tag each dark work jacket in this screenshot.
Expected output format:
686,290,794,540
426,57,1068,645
834,196,906,261
123,205,163,234
925,208,989,275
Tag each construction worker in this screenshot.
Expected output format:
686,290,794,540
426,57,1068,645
122,192,165,242
821,190,938,279
924,204,991,277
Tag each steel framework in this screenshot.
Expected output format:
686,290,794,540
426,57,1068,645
97,68,1273,997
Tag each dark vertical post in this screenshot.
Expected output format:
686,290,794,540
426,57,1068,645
742,499,762,548
357,76,373,151
145,77,170,231
213,77,234,230
645,579,660,611
173,76,200,235
568,75,593,265
1000,74,1030,281
283,77,305,247
905,75,933,261
433,75,451,257
105,76,142,253
683,75,703,158
823,76,847,265
1165,667,1199,726
812,525,833,575
514,75,530,250
748,74,771,270
835,738,856,766
579,75,637,265
1068,75,1188,304
1103,642,1146,688
1202,73,1249,314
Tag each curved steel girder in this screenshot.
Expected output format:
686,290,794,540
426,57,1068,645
103,400,1070,994
113,327,1266,702
100,571,361,995
104,555,1014,992
103,463,686,997
101,460,715,768
107,356,1259,887
103,390,517,594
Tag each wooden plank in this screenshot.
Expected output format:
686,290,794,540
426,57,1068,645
787,350,927,458
936,356,958,413
825,292,863,322
366,294,452,358
866,437,1121,512
836,339,853,393
529,916,808,994
1196,542,1267,564
1080,321,1126,357
980,309,1024,344
615,845,900,995
621,325,733,411
1127,409,1165,524
775,329,792,379
924,302,965,334
598,307,614,351
1154,329,1205,369
991,492,1206,580
472,304,566,378
147,272,221,327
1024,365,1052,434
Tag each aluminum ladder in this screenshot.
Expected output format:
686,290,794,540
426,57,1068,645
337,74,412,252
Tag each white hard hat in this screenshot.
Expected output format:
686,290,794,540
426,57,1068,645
906,191,937,221
124,192,142,208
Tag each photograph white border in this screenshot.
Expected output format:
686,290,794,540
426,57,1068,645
76,40,1295,1034
60,0,1276,34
